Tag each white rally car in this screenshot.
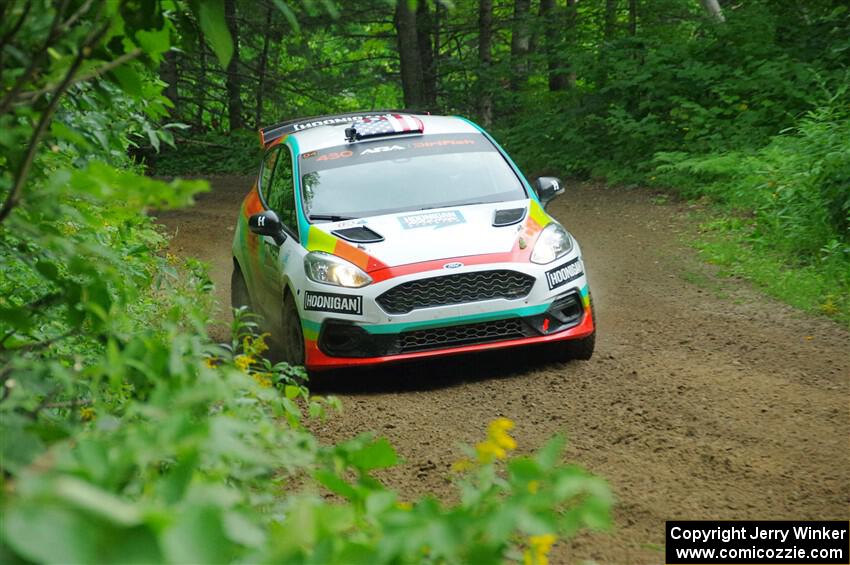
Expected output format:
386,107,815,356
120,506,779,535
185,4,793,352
231,111,595,370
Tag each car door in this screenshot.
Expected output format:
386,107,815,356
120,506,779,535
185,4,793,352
256,144,301,330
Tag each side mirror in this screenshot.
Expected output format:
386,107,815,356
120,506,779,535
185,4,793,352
249,210,287,245
534,177,566,208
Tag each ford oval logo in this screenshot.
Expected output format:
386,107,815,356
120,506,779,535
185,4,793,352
443,262,463,269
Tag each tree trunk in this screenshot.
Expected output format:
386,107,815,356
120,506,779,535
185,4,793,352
224,0,244,131
598,0,618,87
160,49,179,116
566,0,578,88
478,0,493,126
540,0,567,91
604,0,618,43
416,0,437,108
395,0,426,109
510,0,531,91
700,0,725,22
255,4,273,128
196,28,206,129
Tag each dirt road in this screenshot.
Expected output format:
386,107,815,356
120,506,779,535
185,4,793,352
157,175,850,564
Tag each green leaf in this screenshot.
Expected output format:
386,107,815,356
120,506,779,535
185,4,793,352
1,503,100,564
349,437,397,472
51,121,90,149
135,27,172,62
161,504,234,563
223,511,266,547
110,64,144,97
284,384,300,399
0,307,32,330
191,0,233,68
534,434,566,469
53,476,142,526
272,0,300,31
35,260,59,281
0,419,45,474
314,469,359,500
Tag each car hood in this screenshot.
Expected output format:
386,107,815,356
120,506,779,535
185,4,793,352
313,200,532,268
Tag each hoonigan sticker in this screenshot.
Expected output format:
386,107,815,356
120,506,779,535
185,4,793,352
545,257,583,290
304,291,363,315
398,210,465,230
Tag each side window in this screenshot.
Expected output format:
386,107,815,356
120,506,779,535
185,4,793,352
259,146,298,238
259,147,280,195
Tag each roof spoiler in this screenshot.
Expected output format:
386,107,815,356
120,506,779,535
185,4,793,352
259,109,423,147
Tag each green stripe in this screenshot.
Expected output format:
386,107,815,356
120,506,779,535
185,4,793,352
287,136,311,243
301,318,321,341
361,303,549,334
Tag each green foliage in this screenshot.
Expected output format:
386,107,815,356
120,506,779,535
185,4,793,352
491,1,850,324
2,3,612,563
653,95,850,323
153,130,262,176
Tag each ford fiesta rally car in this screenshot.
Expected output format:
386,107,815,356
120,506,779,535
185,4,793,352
231,111,595,371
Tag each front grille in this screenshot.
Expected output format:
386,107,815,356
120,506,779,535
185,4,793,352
376,270,535,314
399,318,527,353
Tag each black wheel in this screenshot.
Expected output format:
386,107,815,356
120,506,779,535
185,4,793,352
280,293,305,365
231,265,252,311
564,328,595,360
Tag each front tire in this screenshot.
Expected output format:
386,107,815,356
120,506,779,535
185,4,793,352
564,329,595,360
280,293,305,366
231,265,252,311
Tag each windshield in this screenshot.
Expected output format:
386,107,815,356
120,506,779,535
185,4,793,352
299,133,526,220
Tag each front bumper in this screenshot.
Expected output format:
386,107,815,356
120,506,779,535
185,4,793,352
297,253,592,370
302,284,593,370
304,296,593,370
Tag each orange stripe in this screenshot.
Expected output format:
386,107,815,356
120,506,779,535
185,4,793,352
245,185,263,215
331,238,389,272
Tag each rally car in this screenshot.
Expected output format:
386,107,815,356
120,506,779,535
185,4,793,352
231,111,595,370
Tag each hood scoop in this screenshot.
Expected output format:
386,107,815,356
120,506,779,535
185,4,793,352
493,207,527,227
331,226,385,244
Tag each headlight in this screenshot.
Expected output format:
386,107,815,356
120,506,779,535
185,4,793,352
304,252,372,288
530,223,573,264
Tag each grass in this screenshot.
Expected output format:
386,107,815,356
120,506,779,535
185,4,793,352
686,211,850,328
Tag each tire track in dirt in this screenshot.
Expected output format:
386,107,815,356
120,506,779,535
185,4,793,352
158,175,850,564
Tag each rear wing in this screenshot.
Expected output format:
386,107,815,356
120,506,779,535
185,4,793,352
259,110,422,147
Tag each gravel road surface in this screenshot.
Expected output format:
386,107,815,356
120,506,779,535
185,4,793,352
157,175,849,564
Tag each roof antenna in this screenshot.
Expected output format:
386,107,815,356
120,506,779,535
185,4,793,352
344,125,358,143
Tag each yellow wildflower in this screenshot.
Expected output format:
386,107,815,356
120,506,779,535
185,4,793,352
475,439,506,463
252,372,272,388
396,501,412,511
243,333,270,357
489,417,517,450
451,459,474,473
165,252,179,265
523,534,557,565
528,480,540,494
234,354,253,372
203,357,217,369
474,418,517,463
80,407,96,422
820,297,837,316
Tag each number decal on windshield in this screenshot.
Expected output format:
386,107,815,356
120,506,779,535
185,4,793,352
316,150,353,162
